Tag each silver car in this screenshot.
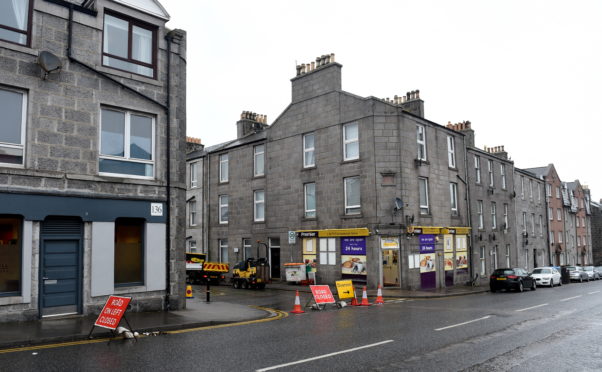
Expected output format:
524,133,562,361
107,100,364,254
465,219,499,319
531,267,561,287
567,266,589,282
583,266,599,280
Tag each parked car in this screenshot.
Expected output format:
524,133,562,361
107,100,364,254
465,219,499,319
566,266,589,282
583,266,599,280
490,268,537,292
531,267,562,287
595,266,602,278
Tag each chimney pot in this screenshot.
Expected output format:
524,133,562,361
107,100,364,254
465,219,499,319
311,61,315,71
330,53,335,62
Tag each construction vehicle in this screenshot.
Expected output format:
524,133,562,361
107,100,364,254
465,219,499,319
186,253,229,284
231,241,270,289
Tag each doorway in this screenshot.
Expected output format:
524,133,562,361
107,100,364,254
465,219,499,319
269,238,281,279
39,217,83,317
382,249,399,287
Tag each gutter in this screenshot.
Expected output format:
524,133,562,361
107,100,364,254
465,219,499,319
65,3,173,310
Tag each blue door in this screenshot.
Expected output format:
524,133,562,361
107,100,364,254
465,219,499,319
40,218,82,317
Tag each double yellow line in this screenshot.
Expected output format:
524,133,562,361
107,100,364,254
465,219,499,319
0,306,287,355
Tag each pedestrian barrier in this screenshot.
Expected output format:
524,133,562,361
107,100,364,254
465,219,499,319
185,285,194,299
290,290,305,314
375,284,384,305
360,286,371,306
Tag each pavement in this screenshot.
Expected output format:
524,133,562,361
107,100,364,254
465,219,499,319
0,282,487,350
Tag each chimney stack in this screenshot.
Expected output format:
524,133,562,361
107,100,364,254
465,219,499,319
186,136,203,153
237,111,269,138
446,120,474,148
484,145,509,160
292,52,341,103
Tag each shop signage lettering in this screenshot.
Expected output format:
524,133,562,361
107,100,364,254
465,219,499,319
94,296,131,330
298,231,318,238
310,285,336,304
341,238,366,255
419,235,435,244
419,244,435,253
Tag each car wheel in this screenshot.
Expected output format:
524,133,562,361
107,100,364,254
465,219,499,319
580,277,583,283
559,280,562,286
550,279,554,288
531,281,537,291
518,281,524,292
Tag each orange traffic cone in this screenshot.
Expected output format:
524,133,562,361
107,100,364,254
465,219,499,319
351,291,360,306
375,284,384,305
360,286,371,306
290,290,305,314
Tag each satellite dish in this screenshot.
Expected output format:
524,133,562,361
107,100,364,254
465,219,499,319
394,197,403,211
37,51,62,79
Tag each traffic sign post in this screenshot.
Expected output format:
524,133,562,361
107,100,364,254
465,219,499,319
88,295,137,342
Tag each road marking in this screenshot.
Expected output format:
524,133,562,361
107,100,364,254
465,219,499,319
560,295,582,302
434,315,491,331
256,340,394,371
588,291,600,295
0,306,286,355
515,303,548,312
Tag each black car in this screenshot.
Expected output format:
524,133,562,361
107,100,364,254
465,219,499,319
490,268,536,292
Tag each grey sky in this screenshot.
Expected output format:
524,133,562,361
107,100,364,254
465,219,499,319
162,0,602,201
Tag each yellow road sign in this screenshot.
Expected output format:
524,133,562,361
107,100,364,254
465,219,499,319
335,280,355,300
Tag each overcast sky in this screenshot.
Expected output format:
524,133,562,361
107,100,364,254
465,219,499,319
161,0,602,201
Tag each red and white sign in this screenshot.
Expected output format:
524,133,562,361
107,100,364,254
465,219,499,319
94,296,131,330
310,285,336,304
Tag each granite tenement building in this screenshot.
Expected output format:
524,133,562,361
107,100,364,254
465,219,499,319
0,0,186,322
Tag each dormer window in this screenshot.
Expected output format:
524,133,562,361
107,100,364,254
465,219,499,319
103,12,156,78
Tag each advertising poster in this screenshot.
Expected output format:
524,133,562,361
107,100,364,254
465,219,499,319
381,237,399,249
456,251,468,269
444,234,454,252
341,238,366,255
341,255,367,275
419,253,435,273
444,252,454,271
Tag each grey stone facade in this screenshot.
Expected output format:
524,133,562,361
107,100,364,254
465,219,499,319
201,56,470,290
591,201,602,265
513,169,548,270
186,137,204,254
0,0,186,322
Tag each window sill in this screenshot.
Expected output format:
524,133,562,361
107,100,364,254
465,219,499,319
414,159,429,167
301,166,316,171
0,295,25,306
0,40,37,56
341,214,363,219
253,175,266,179
253,220,265,224
218,181,229,185
114,285,147,294
341,158,360,165
95,65,163,87
448,167,458,172
302,216,317,221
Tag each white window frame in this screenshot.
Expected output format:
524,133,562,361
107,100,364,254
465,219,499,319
450,182,458,215
538,184,542,202
419,178,430,215
190,162,198,188
549,207,553,221
344,176,361,215
480,246,486,275
0,87,27,168
447,135,456,168
550,231,554,244
417,125,427,161
189,200,197,226
254,190,265,222
99,108,155,179
558,231,563,244
492,246,498,270
477,200,484,229
219,153,228,183
520,176,525,199
488,160,494,187
304,182,316,218
557,208,562,221
254,144,265,177
219,239,228,263
556,186,561,199
531,213,535,235
343,122,359,161
243,238,253,260
218,195,228,224
522,212,527,232
503,203,509,229
505,245,511,267
188,240,197,253
491,202,497,229
529,179,533,199
303,132,315,168
539,215,543,237
500,164,506,189
474,156,481,184
319,238,336,265
546,183,551,197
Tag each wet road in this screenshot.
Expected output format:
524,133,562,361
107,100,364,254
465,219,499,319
3,280,602,371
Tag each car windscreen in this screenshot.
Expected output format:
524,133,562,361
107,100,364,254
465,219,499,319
585,266,594,270
566,266,576,271
532,268,550,274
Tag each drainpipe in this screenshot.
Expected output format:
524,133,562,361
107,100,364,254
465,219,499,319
67,5,173,310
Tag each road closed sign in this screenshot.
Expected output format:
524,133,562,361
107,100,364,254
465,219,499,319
310,285,336,304
335,280,355,299
94,296,131,330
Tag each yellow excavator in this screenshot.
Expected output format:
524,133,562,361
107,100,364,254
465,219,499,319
231,241,270,290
